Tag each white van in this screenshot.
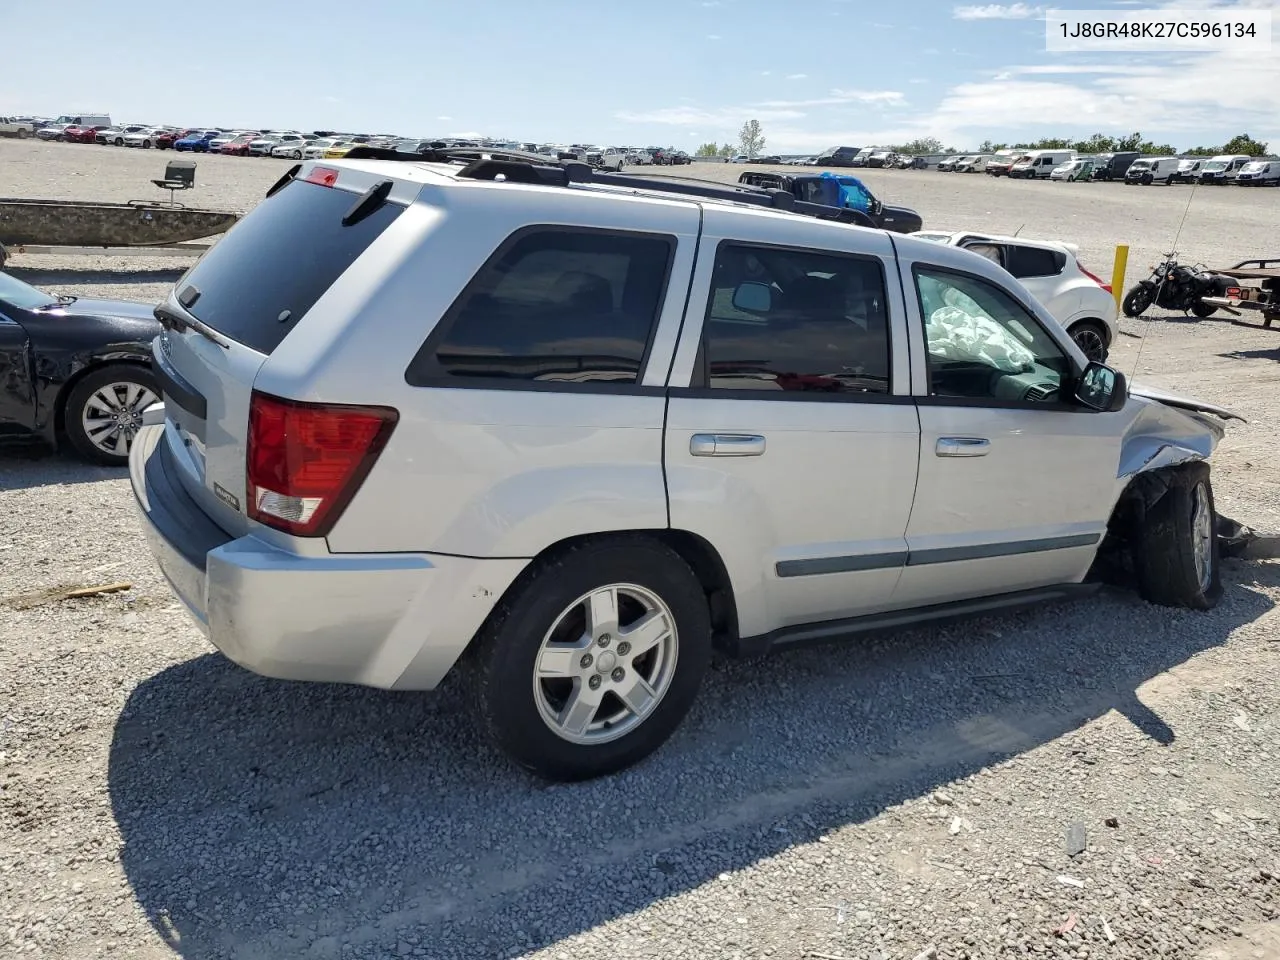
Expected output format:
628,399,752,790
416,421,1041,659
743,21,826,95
956,154,994,173
1124,156,1180,185
1199,154,1252,184
53,113,111,128
1169,158,1204,184
1234,160,1280,186
1009,150,1074,179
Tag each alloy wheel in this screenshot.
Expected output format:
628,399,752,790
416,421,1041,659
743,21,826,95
80,381,158,457
532,583,679,745
1072,325,1108,363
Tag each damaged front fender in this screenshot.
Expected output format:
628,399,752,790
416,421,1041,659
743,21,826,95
1118,391,1229,481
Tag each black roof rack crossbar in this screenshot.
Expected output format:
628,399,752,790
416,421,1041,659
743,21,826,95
334,147,877,228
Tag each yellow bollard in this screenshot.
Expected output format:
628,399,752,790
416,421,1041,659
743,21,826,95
1111,245,1129,314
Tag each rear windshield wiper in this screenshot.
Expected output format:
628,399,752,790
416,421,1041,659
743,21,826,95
154,301,230,350
342,179,394,227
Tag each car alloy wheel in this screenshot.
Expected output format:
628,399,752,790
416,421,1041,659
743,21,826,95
532,583,679,745
78,379,158,460
1070,323,1108,363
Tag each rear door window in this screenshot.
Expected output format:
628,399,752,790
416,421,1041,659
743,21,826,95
173,178,405,355
406,227,674,387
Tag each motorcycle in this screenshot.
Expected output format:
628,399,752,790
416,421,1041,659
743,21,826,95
1121,253,1239,319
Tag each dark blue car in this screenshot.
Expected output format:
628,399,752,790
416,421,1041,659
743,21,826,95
174,130,219,153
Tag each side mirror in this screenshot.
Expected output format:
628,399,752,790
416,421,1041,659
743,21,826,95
732,281,772,313
1074,361,1127,412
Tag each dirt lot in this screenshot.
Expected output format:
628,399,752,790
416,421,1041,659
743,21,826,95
1,139,1278,960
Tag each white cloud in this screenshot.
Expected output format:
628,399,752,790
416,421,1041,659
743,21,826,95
707,33,722,40
619,0,1280,154
953,2,1043,18
760,70,772,76
436,115,453,121
785,73,808,80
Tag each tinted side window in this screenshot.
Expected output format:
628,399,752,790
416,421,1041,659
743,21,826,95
914,267,1071,403
699,243,891,395
408,229,672,386
1006,245,1065,278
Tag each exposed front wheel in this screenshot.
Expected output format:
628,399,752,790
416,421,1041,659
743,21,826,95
1132,463,1222,610
475,537,712,781
1123,285,1153,317
1069,320,1109,362
63,364,160,466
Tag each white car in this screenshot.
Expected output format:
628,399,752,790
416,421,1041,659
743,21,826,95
208,131,249,151
911,231,1118,362
123,127,168,149
303,138,341,159
270,134,315,159
128,154,1236,781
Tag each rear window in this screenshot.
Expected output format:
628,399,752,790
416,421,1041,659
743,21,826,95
1006,245,1065,279
174,179,404,355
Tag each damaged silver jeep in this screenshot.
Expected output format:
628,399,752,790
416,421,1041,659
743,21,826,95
129,160,1248,779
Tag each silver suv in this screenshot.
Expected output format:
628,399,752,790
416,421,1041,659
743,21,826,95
129,150,1240,781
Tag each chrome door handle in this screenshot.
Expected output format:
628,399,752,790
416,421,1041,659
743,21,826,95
936,437,990,457
690,433,766,457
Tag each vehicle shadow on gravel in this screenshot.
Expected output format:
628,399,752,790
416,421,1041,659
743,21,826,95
0,449,125,490
107,561,1279,960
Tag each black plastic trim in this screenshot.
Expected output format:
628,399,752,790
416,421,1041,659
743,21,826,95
404,224,677,391
151,341,207,421
907,532,1100,566
776,551,907,577
730,583,1099,658
668,386,911,404
773,532,1100,579
134,428,232,573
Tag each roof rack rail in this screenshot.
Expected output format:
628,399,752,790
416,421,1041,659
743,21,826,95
337,146,877,228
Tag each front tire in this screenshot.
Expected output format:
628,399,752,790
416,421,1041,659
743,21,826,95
475,536,713,781
63,364,160,466
1132,463,1222,610
1123,285,1154,317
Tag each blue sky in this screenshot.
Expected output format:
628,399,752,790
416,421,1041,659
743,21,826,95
2,0,1276,152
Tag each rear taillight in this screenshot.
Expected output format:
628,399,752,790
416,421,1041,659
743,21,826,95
1078,263,1112,294
246,391,397,537
1226,287,1242,299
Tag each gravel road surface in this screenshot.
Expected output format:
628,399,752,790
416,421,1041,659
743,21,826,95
1,140,1277,960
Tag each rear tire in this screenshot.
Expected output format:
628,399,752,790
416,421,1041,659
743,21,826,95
63,363,160,467
1069,320,1109,362
475,536,713,781
1132,463,1222,610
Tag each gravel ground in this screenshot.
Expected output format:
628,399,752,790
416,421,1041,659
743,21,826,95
1,140,1278,960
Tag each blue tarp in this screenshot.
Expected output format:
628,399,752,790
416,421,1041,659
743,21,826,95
819,171,873,212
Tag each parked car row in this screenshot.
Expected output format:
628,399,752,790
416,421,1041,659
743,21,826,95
961,149,1280,186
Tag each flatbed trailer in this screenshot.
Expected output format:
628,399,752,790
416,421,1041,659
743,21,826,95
1199,258,1280,328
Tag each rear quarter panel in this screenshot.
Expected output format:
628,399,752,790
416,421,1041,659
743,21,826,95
263,181,702,558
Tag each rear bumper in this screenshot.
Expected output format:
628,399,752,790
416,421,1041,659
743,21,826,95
128,424,528,690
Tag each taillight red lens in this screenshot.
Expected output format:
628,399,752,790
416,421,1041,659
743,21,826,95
1077,263,1112,294
304,165,340,187
1226,287,1241,299
246,391,397,537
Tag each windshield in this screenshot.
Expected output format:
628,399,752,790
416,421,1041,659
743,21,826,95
1242,162,1266,173
0,272,58,310
1130,160,1152,170
1204,161,1227,171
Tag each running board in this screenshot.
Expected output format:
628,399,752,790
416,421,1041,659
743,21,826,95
729,583,1099,659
